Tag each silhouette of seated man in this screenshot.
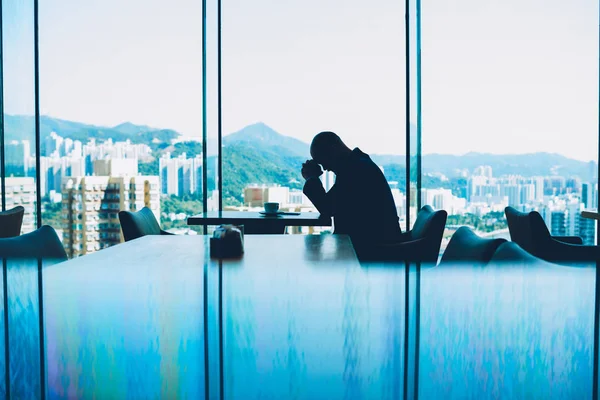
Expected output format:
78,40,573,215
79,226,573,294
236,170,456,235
302,131,403,259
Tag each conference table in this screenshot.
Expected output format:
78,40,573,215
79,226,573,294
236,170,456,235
1,234,598,398
187,211,332,234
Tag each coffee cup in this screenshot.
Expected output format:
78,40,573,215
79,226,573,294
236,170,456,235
264,202,279,213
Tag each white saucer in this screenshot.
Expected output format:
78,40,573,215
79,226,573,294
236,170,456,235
259,211,284,216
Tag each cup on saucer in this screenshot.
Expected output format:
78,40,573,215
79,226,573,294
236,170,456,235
264,202,279,214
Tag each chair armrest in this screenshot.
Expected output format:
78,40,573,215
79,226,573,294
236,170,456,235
552,235,583,245
543,238,599,264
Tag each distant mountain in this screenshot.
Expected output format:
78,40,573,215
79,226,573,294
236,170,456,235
112,122,155,135
372,152,596,182
4,115,596,201
3,115,181,152
222,142,304,203
223,122,310,158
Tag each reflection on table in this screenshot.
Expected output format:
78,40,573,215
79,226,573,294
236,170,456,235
0,235,596,398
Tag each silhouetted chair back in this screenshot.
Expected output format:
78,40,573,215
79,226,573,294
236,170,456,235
440,226,507,265
0,206,24,238
374,205,447,263
504,206,536,253
490,242,546,264
0,225,67,261
504,206,598,264
119,207,174,242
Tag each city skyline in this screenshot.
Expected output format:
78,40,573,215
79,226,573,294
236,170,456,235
3,126,598,255
5,113,600,163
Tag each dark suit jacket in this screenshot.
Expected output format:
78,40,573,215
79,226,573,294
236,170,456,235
303,148,403,253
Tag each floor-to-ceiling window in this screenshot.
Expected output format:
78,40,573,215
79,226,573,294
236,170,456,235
2,0,38,234
419,0,599,251
0,0,596,254
39,0,204,257
221,0,408,232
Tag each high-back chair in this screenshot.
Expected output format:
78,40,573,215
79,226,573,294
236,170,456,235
0,206,25,238
375,205,447,263
0,225,67,261
119,207,174,242
440,226,507,266
504,206,598,264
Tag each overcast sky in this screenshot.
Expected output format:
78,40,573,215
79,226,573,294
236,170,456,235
3,0,598,161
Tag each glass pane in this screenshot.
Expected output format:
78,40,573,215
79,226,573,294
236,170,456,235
43,252,206,397
3,0,37,234
205,0,220,213
39,0,204,256
222,0,407,234
421,0,599,251
419,264,595,398
7,260,41,398
223,254,405,398
408,0,421,229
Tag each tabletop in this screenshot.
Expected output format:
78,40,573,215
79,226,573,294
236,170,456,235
187,211,332,234
582,210,600,220
0,235,598,399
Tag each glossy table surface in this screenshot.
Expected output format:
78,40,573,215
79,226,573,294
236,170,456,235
187,211,332,234
0,235,598,399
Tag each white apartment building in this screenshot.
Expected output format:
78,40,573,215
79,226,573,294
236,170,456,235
159,152,203,196
0,177,36,233
61,175,160,258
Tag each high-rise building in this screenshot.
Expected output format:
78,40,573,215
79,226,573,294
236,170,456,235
579,214,596,245
0,177,36,233
93,158,138,177
45,132,64,156
531,176,545,202
159,153,203,196
243,185,290,207
473,165,493,179
566,177,581,194
5,140,31,175
582,182,596,209
501,184,520,206
40,155,87,196
520,184,535,205
61,175,160,258
544,176,566,196
541,199,594,244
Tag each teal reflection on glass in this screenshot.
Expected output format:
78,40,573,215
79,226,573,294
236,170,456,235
223,263,405,399
7,260,41,398
43,261,205,398
419,265,594,399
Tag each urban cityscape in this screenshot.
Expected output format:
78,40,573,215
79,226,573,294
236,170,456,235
2,117,598,257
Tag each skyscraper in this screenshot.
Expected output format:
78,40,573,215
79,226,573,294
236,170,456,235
159,152,203,196
581,182,596,209
61,175,160,257
0,177,36,233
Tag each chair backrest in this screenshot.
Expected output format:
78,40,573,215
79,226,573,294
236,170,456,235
410,205,448,262
528,210,553,242
505,206,555,255
119,207,163,242
0,206,24,238
0,225,67,261
440,226,507,265
504,206,536,253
